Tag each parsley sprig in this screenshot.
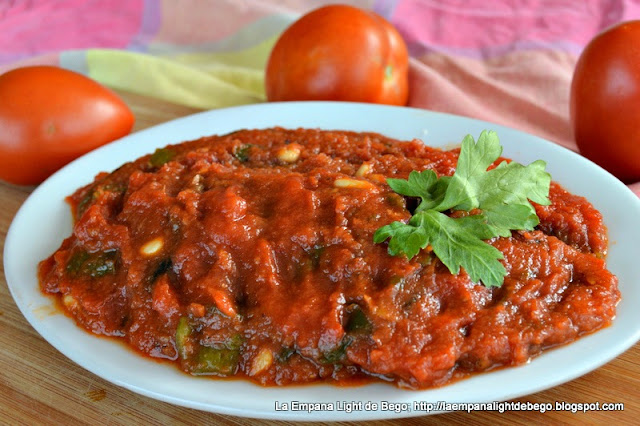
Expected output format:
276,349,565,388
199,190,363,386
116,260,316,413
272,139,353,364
373,130,551,287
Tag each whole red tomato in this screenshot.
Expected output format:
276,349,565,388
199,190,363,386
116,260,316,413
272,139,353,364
0,66,134,185
265,4,409,105
570,20,640,182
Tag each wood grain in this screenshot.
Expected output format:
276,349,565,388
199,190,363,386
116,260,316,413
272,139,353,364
1,90,637,425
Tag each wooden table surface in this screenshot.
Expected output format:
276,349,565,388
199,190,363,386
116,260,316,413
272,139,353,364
1,90,637,425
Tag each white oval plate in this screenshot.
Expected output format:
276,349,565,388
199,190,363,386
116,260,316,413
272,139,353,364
5,102,640,421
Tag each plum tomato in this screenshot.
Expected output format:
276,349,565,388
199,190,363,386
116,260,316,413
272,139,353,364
265,4,409,106
0,66,134,185
570,20,640,182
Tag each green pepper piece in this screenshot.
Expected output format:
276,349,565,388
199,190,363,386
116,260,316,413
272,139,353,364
346,305,372,334
321,336,353,364
192,334,243,376
193,346,240,376
102,182,127,193
75,183,126,218
233,144,253,162
66,249,118,277
85,250,118,277
150,148,175,167
276,346,295,363
175,317,192,360
76,190,96,217
66,250,89,274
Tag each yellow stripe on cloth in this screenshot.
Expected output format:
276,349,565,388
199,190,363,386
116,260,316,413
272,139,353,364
85,37,276,109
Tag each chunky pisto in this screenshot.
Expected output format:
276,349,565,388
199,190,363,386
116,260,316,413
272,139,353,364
39,128,619,389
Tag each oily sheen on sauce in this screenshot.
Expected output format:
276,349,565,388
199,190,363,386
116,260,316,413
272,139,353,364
38,128,619,389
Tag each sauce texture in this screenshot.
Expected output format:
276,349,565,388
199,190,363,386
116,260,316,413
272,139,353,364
39,128,620,388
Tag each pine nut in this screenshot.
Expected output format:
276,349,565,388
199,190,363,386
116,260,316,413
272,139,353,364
249,348,273,376
277,144,301,163
334,178,373,189
140,237,164,256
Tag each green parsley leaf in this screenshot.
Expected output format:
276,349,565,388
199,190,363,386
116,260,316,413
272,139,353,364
481,202,540,238
386,170,449,212
436,131,503,211
436,131,551,212
374,130,551,287
374,220,429,259
233,144,253,162
374,211,505,287
413,211,505,287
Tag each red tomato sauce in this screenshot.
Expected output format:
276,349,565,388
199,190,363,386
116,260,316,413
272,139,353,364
38,128,619,389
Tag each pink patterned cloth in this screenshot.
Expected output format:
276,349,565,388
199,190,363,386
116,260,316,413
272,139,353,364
1,0,639,196
0,0,147,63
